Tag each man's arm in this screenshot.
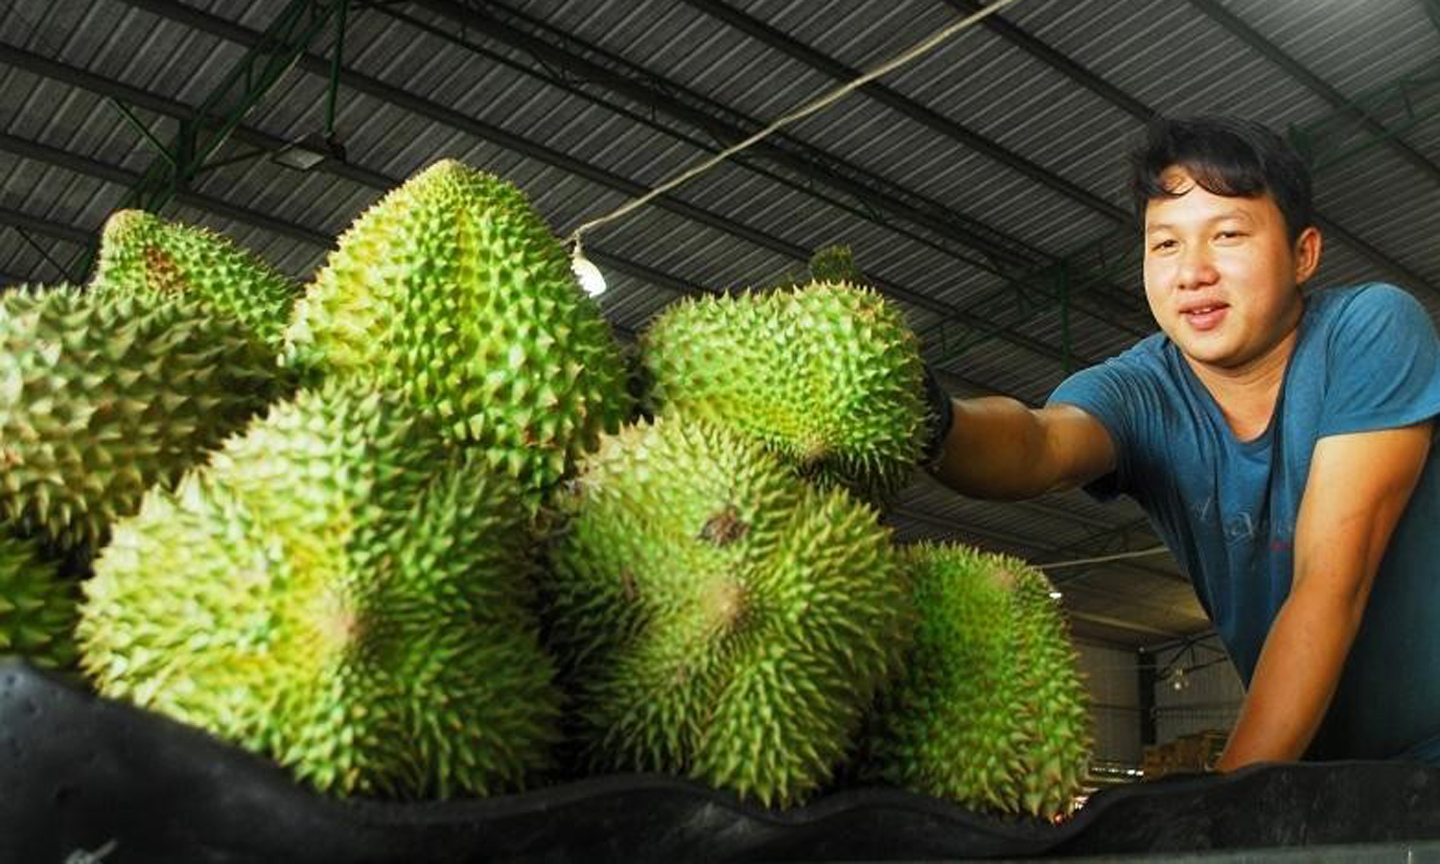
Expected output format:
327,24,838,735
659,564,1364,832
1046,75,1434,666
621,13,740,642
1216,422,1433,771
928,396,1118,500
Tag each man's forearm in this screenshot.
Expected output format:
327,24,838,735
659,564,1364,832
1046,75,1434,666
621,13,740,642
929,397,1056,500
928,398,1115,500
1216,584,1366,771
1220,424,1434,771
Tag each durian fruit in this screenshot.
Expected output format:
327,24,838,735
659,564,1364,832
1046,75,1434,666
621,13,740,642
284,159,632,509
862,543,1090,819
639,280,927,501
0,532,79,672
0,285,283,550
91,209,301,350
78,385,562,799
545,415,911,807
805,243,867,286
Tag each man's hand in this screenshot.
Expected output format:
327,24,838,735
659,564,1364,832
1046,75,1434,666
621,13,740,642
1215,421,1433,772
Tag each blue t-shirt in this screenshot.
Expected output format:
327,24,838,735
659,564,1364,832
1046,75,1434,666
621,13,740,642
1048,283,1440,759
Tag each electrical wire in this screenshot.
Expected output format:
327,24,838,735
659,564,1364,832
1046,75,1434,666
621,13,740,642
1037,545,1172,571
564,0,1029,248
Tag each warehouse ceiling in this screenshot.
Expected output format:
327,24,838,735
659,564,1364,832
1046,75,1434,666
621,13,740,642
2,0,1438,650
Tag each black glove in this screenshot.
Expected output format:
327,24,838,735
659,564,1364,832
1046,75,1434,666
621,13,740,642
920,363,954,470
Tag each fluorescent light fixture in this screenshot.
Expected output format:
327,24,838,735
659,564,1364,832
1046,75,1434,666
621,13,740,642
272,132,345,171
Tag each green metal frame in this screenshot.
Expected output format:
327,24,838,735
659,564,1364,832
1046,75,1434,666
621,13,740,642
1288,61,1440,173
67,0,349,281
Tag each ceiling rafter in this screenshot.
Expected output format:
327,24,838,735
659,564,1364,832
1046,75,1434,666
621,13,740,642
1188,0,1440,188
888,506,1196,639
889,505,1181,585
937,0,1440,297
0,206,90,246
0,43,389,193
400,0,1153,356
0,41,1094,379
417,2,1068,277
682,0,1130,222
115,0,1110,372
0,131,334,247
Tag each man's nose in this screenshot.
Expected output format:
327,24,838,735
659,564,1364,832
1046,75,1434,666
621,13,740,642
1175,245,1218,290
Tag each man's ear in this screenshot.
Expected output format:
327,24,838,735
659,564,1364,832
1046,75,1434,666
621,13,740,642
1294,226,1323,283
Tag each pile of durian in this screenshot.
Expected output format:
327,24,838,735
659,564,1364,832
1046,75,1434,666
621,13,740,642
0,160,1089,818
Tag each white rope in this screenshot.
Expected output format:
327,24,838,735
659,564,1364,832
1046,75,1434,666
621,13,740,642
1038,545,1172,572
565,0,1030,247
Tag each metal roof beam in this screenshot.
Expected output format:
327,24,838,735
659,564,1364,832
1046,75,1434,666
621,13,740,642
942,0,1156,119
952,0,1440,297
402,1,1152,357
0,43,396,194
1189,0,1440,188
117,0,1105,370
0,207,91,248
888,505,1182,584
1066,609,1192,642
12,225,81,283
0,132,333,249
120,0,347,215
0,138,694,304
411,0,1047,274
682,0,1129,223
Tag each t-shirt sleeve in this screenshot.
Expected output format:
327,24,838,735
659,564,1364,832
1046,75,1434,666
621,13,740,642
1045,351,1151,502
1318,283,1440,438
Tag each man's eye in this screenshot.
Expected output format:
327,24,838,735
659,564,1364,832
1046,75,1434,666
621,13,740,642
1151,239,1177,252
1217,231,1245,240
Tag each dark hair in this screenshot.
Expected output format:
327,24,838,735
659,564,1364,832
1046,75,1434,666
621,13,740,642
1129,116,1313,243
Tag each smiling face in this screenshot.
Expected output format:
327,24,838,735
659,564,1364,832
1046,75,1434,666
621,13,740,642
1142,166,1322,375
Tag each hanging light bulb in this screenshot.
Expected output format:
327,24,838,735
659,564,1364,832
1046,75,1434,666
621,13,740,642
571,237,607,297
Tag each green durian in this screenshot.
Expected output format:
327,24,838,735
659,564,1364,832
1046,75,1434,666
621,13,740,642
862,543,1091,819
0,532,79,672
545,414,911,807
640,280,928,501
78,385,562,799
0,285,283,550
92,209,302,350
284,159,632,509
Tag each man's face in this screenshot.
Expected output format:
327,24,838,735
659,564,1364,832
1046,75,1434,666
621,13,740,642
1142,166,1318,373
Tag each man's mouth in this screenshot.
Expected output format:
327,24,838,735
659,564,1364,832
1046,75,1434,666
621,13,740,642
1180,303,1229,331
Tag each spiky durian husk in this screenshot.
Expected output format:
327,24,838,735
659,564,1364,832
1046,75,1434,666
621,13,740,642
863,543,1091,819
0,285,283,550
78,385,563,799
284,159,632,510
639,280,927,501
91,209,301,350
0,532,78,671
545,415,911,808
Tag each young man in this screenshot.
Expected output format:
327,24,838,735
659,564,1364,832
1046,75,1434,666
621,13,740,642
927,116,1440,770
